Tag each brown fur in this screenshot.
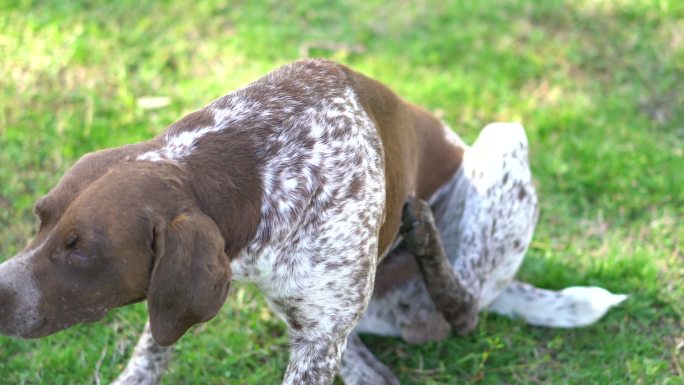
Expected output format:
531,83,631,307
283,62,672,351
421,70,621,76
11,139,262,344
343,67,463,256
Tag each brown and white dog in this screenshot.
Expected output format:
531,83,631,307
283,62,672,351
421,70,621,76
0,59,625,384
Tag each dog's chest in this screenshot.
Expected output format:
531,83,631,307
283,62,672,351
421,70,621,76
229,86,386,296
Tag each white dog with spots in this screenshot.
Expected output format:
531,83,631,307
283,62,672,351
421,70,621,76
115,124,626,385
0,60,626,385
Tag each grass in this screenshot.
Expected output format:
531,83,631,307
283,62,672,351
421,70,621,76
0,0,682,383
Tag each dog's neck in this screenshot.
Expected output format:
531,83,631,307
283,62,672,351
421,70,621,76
137,132,264,260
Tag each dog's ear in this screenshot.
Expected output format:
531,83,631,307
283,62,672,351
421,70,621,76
147,210,231,346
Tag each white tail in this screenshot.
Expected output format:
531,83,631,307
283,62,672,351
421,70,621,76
486,281,628,328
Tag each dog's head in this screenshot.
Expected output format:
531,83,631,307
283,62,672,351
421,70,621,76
0,147,232,346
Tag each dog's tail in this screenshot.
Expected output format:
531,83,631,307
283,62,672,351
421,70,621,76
484,281,627,328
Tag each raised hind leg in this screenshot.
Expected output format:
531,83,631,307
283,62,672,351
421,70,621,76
399,196,479,335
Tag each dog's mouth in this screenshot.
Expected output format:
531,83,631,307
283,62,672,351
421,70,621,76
80,306,110,323
21,305,110,339
119,296,146,307
14,293,147,339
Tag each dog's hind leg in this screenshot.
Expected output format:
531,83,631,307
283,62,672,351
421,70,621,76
399,196,479,335
111,321,172,385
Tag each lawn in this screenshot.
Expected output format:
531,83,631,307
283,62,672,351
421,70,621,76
0,0,682,384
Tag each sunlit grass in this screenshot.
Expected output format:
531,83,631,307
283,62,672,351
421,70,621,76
0,0,682,384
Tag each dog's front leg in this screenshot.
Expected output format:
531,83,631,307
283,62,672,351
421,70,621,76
271,235,379,385
111,321,172,385
283,331,346,385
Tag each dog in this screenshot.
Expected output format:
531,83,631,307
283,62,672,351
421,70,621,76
0,59,626,384
111,119,628,385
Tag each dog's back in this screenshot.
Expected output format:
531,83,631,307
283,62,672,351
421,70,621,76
341,65,464,257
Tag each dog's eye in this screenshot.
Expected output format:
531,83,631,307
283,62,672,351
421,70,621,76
66,234,78,248
69,250,92,264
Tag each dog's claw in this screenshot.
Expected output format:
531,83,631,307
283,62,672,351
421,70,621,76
400,197,436,254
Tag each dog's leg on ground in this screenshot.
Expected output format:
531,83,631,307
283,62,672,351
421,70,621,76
111,321,172,385
400,196,479,335
272,228,380,385
339,332,400,385
277,251,377,385
278,271,376,385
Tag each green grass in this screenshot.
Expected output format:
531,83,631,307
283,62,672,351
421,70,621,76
1,0,682,383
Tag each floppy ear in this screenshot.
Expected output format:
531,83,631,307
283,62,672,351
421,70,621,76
147,210,231,346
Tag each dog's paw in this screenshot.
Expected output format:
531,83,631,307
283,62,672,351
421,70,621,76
400,196,436,255
450,307,479,336
399,311,451,345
